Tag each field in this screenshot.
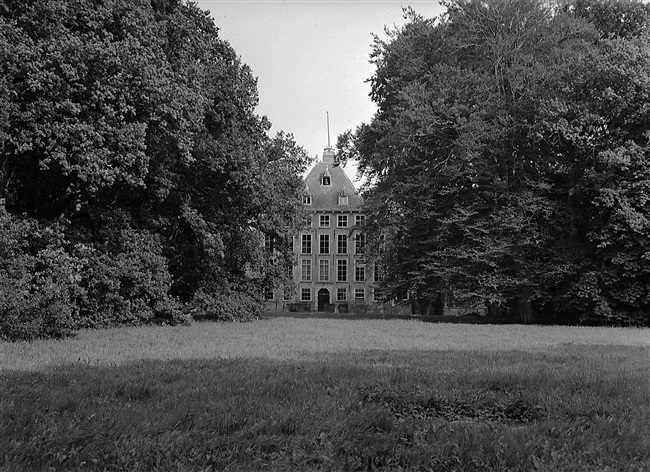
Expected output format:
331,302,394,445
1,318,649,471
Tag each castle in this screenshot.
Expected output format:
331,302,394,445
265,145,375,312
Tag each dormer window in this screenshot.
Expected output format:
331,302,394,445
303,184,312,204
338,189,349,206
322,167,332,186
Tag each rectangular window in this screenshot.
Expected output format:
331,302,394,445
374,263,383,282
264,234,274,253
338,195,349,206
301,234,312,254
355,265,365,282
264,286,274,300
337,288,347,301
319,215,330,228
354,289,365,301
337,215,348,227
301,288,311,301
319,234,330,254
337,259,347,282
337,234,347,254
301,259,311,281
303,195,312,205
319,259,329,282
355,233,366,254
355,215,365,226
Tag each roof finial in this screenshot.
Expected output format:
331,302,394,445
327,111,331,148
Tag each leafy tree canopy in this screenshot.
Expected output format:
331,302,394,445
0,0,309,338
341,0,649,325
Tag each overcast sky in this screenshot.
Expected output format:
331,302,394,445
195,0,446,181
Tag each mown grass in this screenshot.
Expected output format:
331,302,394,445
1,318,647,371
1,320,649,471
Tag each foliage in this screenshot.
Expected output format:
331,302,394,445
343,0,650,325
0,0,308,338
0,202,189,341
569,0,650,38
74,225,188,328
576,143,650,325
0,206,82,340
193,288,261,321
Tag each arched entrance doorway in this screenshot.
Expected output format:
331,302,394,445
317,289,330,312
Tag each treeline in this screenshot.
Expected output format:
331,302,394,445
0,0,308,340
340,0,650,325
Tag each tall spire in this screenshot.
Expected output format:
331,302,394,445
327,111,331,148
323,111,336,163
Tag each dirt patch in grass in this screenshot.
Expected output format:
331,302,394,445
360,385,544,425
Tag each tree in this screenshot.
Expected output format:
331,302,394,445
569,0,650,38
344,0,650,325
0,0,308,338
540,29,650,325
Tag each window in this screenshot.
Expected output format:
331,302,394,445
301,234,312,254
355,215,365,226
303,195,312,205
264,286,274,300
354,289,365,301
301,259,311,281
322,167,332,186
264,234,274,253
301,288,311,301
337,215,348,227
355,233,366,254
374,263,383,282
319,215,330,228
319,259,329,282
337,288,347,301
337,259,347,282
355,265,365,282
337,234,347,254
319,234,330,254
338,195,349,206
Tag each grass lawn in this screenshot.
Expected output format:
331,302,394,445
1,319,649,471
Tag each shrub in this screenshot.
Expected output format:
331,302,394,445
0,212,82,340
74,229,185,328
193,288,261,321
0,205,188,341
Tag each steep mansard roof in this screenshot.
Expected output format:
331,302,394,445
304,159,363,211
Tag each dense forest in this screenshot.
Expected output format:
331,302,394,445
0,0,309,340
339,0,650,325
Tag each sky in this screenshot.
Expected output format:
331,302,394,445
195,0,446,182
